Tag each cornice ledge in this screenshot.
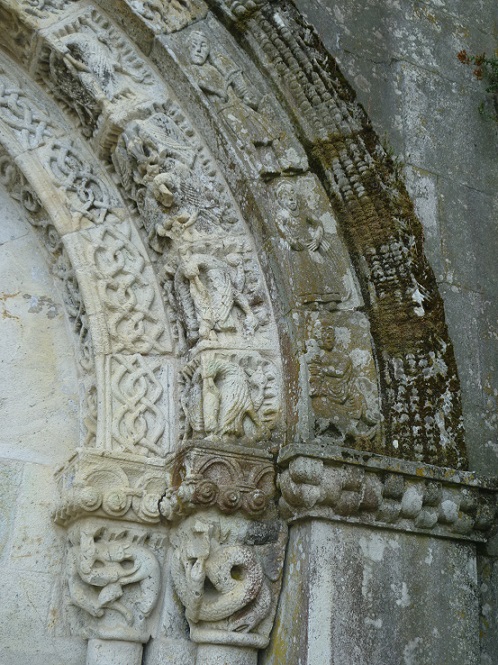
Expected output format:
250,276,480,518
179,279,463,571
278,442,498,542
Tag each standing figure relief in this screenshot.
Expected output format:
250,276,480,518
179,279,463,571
173,250,258,345
275,180,352,307
187,29,306,177
182,353,275,443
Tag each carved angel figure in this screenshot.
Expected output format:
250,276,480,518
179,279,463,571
132,0,194,32
174,251,258,345
275,180,351,307
113,115,224,250
49,28,142,133
182,354,270,442
113,115,197,194
309,326,379,441
58,30,141,100
67,527,160,637
187,30,305,177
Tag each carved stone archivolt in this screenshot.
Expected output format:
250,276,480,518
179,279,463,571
0,1,497,663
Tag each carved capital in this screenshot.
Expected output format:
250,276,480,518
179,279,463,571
54,449,168,526
169,512,286,649
279,444,498,542
65,517,165,642
160,441,275,520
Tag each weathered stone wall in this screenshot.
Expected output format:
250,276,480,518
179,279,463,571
0,183,87,663
295,0,498,476
293,4,498,662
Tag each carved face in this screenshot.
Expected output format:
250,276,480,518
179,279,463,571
321,327,336,351
189,33,210,65
278,184,298,212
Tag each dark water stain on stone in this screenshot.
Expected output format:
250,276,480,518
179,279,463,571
23,294,59,319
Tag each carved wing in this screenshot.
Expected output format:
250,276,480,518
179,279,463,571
207,263,234,326
217,364,251,435
112,140,134,193
174,269,199,344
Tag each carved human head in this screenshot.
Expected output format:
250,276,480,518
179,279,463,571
276,181,299,212
188,30,210,65
321,326,336,351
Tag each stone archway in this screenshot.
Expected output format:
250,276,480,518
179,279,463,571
0,1,496,664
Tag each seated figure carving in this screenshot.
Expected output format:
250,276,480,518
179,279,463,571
309,326,379,442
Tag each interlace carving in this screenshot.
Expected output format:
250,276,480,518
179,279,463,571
48,140,115,224
88,221,169,354
0,65,53,149
110,354,166,457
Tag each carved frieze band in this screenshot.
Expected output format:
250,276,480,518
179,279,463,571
279,445,498,542
160,441,275,520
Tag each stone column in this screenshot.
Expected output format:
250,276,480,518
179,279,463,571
265,443,498,665
160,441,287,665
54,450,167,665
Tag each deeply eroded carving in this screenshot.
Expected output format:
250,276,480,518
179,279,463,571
66,520,164,642
169,513,286,648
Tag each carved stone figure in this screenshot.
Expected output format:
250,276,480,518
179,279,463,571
128,0,206,34
46,12,153,136
67,524,161,641
113,114,198,194
113,114,225,250
187,29,305,177
173,251,258,345
170,517,273,643
309,326,379,442
182,353,275,442
61,32,128,97
275,180,351,307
